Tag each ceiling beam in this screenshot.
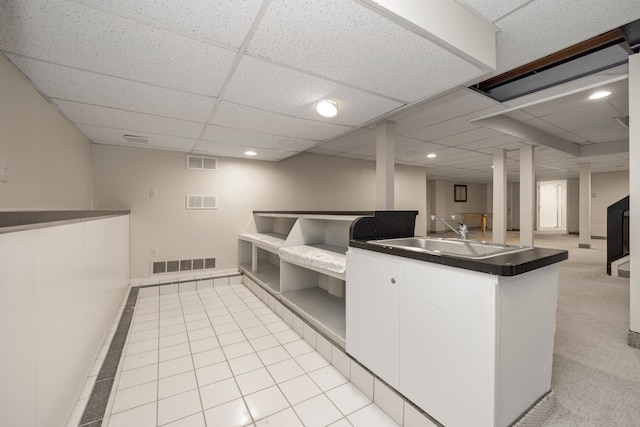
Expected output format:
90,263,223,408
473,115,581,156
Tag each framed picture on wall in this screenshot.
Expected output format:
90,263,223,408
454,184,467,202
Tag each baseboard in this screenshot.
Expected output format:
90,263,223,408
629,330,640,349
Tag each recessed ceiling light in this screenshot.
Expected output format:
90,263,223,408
244,150,257,156
588,90,611,100
316,100,338,117
426,153,437,158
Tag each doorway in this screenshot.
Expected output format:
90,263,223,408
538,180,567,232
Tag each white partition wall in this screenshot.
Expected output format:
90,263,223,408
0,215,130,427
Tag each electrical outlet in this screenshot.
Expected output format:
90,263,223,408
151,247,159,258
150,188,158,198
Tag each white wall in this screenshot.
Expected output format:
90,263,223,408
0,215,129,427
93,145,427,280
591,171,629,238
428,180,487,232
0,54,93,210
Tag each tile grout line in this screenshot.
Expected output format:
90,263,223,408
79,286,139,427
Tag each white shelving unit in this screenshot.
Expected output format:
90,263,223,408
238,212,369,348
238,213,299,294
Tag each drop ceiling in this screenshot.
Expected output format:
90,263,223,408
1,0,638,183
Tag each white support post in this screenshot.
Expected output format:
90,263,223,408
629,53,640,338
520,145,535,246
376,121,395,210
434,180,446,233
492,149,507,244
578,163,592,249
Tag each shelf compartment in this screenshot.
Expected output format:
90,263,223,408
239,232,287,253
244,261,281,294
279,244,346,279
281,287,346,348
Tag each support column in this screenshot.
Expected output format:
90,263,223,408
520,145,535,246
433,180,446,233
578,163,591,249
492,149,507,244
376,121,395,210
629,53,640,344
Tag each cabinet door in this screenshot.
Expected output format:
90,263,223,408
346,249,401,388
399,262,497,427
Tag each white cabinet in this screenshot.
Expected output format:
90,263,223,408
346,249,401,388
346,247,559,427
399,261,498,427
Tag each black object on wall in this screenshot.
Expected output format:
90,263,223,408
607,196,629,275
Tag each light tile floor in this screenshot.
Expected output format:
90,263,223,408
103,283,399,427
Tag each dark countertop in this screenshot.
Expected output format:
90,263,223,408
349,239,568,276
0,210,130,233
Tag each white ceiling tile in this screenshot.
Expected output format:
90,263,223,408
456,134,522,151
54,99,205,138
88,0,264,47
433,127,504,146
202,125,318,152
541,102,624,132
247,0,483,102
212,101,352,141
394,88,501,133
396,141,448,162
556,132,589,144
78,124,197,151
573,122,629,143
0,0,236,95
223,56,404,126
407,120,479,142
7,55,216,122
608,95,630,116
494,0,640,73
192,140,295,161
523,118,568,135
315,128,376,153
462,0,531,22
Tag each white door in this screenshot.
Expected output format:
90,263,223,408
537,180,567,231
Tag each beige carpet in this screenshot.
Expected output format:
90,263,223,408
456,231,640,426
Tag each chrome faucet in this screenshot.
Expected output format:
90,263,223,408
430,214,469,240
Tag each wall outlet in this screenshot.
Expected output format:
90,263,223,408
151,247,159,258
150,188,158,198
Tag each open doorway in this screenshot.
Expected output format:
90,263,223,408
538,180,567,232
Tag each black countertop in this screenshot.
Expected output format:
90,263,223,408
349,239,568,276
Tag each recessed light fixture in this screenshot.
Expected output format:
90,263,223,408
426,153,437,158
244,150,257,156
588,90,611,100
316,100,338,118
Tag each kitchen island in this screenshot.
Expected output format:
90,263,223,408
347,236,568,427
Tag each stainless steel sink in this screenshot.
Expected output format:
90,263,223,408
367,237,532,259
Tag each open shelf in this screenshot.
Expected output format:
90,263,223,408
254,261,280,293
281,287,346,348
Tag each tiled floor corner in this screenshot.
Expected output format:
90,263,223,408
92,278,407,426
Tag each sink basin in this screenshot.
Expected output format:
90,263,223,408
367,237,532,259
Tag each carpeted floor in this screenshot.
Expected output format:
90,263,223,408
455,231,640,427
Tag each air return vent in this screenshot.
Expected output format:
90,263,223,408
187,156,217,170
152,257,216,275
123,134,149,144
186,195,218,210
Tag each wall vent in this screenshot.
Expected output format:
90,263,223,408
187,155,217,170
151,257,217,275
186,195,217,210
123,134,149,144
